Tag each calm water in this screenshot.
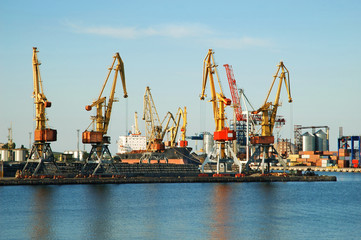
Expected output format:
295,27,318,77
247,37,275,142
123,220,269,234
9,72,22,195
1,172,361,240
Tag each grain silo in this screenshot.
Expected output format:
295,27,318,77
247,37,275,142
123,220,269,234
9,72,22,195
302,132,315,151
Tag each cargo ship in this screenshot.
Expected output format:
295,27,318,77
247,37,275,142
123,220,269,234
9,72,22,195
116,132,201,165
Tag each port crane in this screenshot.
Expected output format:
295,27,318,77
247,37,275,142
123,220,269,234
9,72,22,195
22,47,59,176
224,64,244,122
250,61,292,173
224,64,288,164
200,49,243,174
143,86,163,151
82,52,128,175
224,64,255,168
165,107,188,148
142,86,176,152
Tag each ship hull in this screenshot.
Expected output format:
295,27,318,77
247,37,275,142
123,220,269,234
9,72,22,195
117,147,201,165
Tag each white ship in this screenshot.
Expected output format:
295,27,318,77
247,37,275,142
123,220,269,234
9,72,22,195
117,112,146,154
117,133,146,154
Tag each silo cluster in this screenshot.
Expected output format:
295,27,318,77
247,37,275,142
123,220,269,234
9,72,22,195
302,130,329,152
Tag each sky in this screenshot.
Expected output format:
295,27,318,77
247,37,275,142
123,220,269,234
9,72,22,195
1,0,361,153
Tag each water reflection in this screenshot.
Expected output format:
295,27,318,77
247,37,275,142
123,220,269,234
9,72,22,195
86,185,111,239
30,186,54,240
210,184,232,240
143,184,161,239
258,183,279,239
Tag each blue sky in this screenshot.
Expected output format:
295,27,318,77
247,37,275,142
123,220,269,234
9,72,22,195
1,0,361,153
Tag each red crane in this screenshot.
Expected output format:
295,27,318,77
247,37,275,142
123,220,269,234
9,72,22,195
223,64,286,127
224,64,243,121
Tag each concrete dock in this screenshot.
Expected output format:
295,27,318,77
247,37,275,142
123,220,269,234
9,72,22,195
271,166,361,173
0,175,336,186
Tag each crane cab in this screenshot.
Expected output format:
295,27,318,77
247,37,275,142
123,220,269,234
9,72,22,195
34,129,57,142
82,131,103,143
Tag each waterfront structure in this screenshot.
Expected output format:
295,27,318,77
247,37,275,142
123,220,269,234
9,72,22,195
117,134,147,154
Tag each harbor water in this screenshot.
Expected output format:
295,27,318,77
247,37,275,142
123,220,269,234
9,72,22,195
0,172,360,240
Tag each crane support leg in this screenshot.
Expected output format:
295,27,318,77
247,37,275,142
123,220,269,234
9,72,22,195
226,143,247,173
201,141,247,174
249,144,287,174
82,144,119,176
22,142,59,176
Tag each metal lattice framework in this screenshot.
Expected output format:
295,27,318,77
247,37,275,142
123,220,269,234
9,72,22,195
224,64,243,121
143,86,162,146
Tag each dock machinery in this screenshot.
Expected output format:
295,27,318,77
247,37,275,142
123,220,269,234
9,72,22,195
200,49,243,174
22,47,59,176
82,52,128,175
141,86,178,163
142,86,176,151
250,61,292,173
165,107,188,148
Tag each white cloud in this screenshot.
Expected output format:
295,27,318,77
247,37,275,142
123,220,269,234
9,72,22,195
66,22,213,39
64,21,271,49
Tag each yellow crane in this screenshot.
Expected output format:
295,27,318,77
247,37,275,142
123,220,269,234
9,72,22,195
143,86,161,150
200,49,233,140
83,52,127,144
166,107,188,148
200,49,242,174
142,86,168,151
22,47,58,176
82,52,127,175
251,61,292,145
32,47,57,142
142,86,181,151
249,61,292,174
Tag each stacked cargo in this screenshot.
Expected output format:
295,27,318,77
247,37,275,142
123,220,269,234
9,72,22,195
286,150,358,168
287,154,300,166
338,149,351,168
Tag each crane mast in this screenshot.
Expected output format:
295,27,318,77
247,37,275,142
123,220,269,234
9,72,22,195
200,49,232,133
251,61,292,144
200,49,235,154
32,47,57,142
32,47,49,131
200,49,243,175
83,52,127,144
82,52,127,175
142,86,164,151
248,61,292,174
177,107,188,147
166,107,188,148
224,64,243,121
22,47,58,176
